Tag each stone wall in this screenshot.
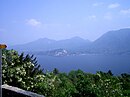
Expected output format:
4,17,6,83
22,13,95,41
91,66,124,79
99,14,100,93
2,84,45,97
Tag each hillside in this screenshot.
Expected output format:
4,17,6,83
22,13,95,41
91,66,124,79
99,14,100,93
90,28,130,54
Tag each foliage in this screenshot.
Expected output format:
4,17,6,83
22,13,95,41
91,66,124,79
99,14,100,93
93,71,123,97
119,73,130,96
2,49,130,97
2,49,43,91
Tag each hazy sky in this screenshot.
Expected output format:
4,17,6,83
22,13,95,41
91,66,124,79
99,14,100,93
1,0,130,45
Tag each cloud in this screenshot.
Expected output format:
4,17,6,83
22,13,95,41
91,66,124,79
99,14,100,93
104,13,112,20
120,8,130,14
92,2,103,7
108,3,120,9
26,19,42,27
44,23,62,28
66,24,71,27
88,15,97,20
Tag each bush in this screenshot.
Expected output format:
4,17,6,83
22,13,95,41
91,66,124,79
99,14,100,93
2,49,130,97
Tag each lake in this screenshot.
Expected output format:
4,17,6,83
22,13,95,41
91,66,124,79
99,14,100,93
36,54,130,75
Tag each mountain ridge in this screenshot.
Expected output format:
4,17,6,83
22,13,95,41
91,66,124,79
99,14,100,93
10,36,91,52
9,28,130,55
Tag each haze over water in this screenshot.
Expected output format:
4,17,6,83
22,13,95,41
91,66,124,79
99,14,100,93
1,0,130,45
1,1,130,75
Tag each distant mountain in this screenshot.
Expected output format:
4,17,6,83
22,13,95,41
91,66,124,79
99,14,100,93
90,28,130,54
10,38,56,51
10,36,91,52
55,36,91,51
10,28,130,55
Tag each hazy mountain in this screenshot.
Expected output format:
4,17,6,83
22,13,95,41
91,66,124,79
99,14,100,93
10,28,130,55
10,38,56,51
90,28,130,54
10,36,91,52
55,36,91,51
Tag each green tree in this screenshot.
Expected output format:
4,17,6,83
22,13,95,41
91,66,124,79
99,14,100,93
2,49,128,97
93,71,123,97
53,68,59,75
120,73,130,96
68,70,96,97
2,49,43,91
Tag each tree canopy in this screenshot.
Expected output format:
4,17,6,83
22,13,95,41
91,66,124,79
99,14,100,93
2,49,130,97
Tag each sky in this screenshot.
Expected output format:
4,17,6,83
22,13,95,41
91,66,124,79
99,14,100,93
1,0,130,45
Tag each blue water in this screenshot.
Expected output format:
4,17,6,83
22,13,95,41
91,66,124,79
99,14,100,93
36,54,130,75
